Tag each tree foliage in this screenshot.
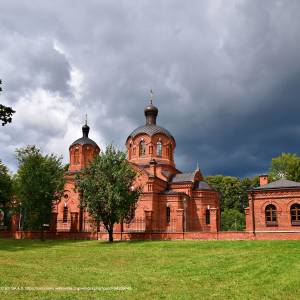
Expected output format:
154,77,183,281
0,104,15,126
0,79,15,126
76,144,140,242
221,209,245,231
0,160,13,226
206,176,248,212
15,145,65,230
269,153,300,182
205,175,259,231
0,160,13,209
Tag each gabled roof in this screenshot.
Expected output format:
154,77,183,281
170,171,198,183
70,137,99,149
194,181,214,191
253,179,300,190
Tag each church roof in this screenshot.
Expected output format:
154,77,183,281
253,179,300,190
70,123,99,149
170,171,198,183
128,124,174,140
169,171,215,190
194,181,214,191
70,136,99,148
127,100,175,141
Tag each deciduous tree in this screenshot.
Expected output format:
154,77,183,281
221,209,245,231
76,144,140,242
0,160,13,225
269,153,300,181
205,175,259,231
0,80,15,126
15,145,65,231
0,104,15,126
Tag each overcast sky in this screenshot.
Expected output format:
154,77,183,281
1,0,300,177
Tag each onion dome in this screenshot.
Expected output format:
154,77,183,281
70,122,99,149
144,103,158,125
127,100,174,140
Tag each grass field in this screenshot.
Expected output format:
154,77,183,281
0,239,300,299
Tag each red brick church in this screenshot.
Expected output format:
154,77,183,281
51,98,300,240
54,101,220,233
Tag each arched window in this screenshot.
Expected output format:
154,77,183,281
84,146,91,165
74,148,80,164
169,144,173,159
205,209,210,225
166,207,171,224
265,204,277,226
156,141,162,156
63,206,68,223
291,204,300,225
139,141,146,157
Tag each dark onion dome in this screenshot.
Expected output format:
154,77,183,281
127,101,175,140
144,104,158,124
70,123,99,149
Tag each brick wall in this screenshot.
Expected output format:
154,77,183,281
2,230,300,240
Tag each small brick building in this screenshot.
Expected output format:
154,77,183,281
54,102,220,233
246,175,300,233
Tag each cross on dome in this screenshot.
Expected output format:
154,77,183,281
150,89,154,105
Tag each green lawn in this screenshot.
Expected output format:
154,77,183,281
0,239,299,300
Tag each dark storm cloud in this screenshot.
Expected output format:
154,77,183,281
1,0,300,177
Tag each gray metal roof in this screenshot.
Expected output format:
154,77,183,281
170,171,197,183
161,170,172,180
70,137,99,149
253,179,300,190
194,181,214,191
128,124,174,139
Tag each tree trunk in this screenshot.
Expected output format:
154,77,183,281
108,228,114,242
40,225,45,241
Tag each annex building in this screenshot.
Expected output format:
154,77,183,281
246,175,300,235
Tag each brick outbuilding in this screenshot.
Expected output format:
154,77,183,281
246,175,300,233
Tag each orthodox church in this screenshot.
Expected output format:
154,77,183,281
54,100,220,233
